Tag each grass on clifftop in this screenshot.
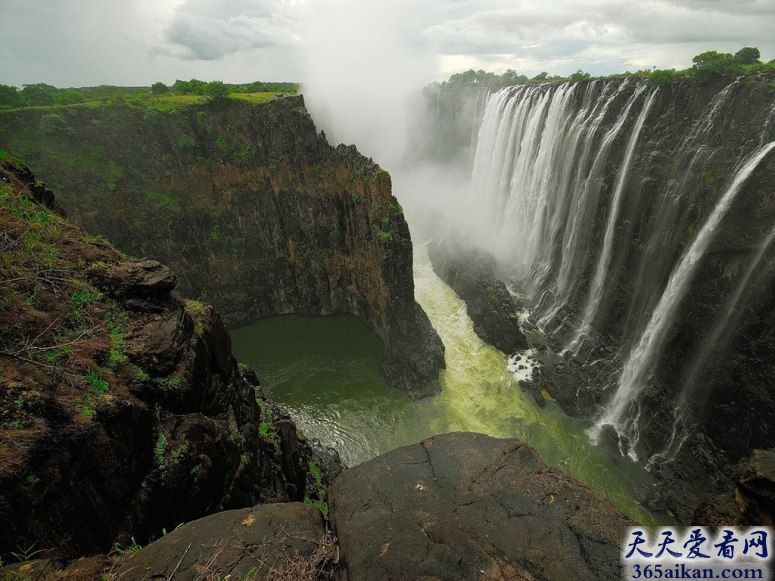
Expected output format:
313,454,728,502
0,91,291,114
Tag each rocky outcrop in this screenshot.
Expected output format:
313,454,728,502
3,433,637,579
0,504,336,580
0,96,444,398
735,449,775,525
117,503,335,580
329,432,634,580
0,160,319,560
428,237,528,354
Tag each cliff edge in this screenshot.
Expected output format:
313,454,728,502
0,96,445,398
0,160,320,559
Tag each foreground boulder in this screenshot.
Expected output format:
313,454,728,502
329,432,634,580
117,503,335,580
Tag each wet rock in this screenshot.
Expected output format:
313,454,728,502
736,449,775,525
428,237,528,354
310,438,346,482
597,424,630,458
330,432,634,580
89,259,177,299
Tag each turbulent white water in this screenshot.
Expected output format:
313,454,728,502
467,78,775,461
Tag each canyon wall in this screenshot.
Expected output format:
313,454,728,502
0,96,444,398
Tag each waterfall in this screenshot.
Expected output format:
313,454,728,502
467,77,774,463
568,90,658,353
594,141,775,454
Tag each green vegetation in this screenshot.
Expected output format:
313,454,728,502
437,46,774,92
303,497,329,518
25,474,41,486
85,370,109,393
308,460,324,492
0,78,299,113
110,536,142,556
154,433,168,466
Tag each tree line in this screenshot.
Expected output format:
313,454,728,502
0,80,299,110
438,47,773,90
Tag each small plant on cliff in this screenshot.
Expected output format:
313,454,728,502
109,536,142,556
154,433,168,466
259,422,273,439
308,460,324,492
186,299,205,314
167,443,189,464
178,134,197,150
84,370,109,393
69,287,101,323
303,497,329,518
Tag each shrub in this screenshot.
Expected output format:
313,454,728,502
569,69,591,82
648,69,678,86
0,84,23,109
734,47,760,65
151,81,169,95
39,113,75,137
205,81,229,101
691,51,740,83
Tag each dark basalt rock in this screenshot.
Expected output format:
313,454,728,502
89,259,177,299
428,237,528,354
0,159,65,216
735,449,775,525
0,162,319,560
117,503,333,580
329,432,634,580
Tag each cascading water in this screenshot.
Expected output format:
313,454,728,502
595,141,775,454
568,90,658,354
467,77,775,463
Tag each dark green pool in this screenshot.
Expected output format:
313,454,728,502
230,247,662,525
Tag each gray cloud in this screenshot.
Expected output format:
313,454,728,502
162,0,300,60
0,0,773,87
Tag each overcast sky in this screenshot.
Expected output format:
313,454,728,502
1,0,773,88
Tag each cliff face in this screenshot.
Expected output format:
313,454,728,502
0,160,318,559
0,96,444,398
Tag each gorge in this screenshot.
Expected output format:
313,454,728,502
1,67,774,577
